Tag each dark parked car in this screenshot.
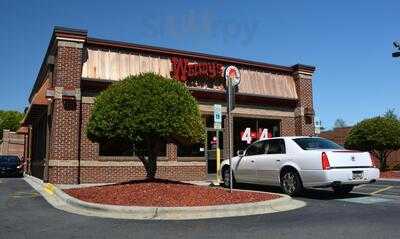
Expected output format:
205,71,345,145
0,155,23,177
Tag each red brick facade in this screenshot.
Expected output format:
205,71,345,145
80,103,97,161
281,117,296,136
79,165,206,183
23,27,316,184
47,41,85,183
293,70,315,136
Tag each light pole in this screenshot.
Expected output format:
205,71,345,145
393,41,400,58
224,66,241,192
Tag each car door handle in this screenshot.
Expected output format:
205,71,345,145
276,159,281,162
250,160,255,163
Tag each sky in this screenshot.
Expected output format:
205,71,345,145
0,0,399,129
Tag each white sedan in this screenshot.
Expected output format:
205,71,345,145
220,137,380,196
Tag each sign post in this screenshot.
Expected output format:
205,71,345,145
213,104,222,184
224,66,241,192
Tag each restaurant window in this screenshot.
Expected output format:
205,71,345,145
99,141,166,157
177,143,205,157
233,117,280,153
177,115,208,157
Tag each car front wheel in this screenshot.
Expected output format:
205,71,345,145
280,170,303,196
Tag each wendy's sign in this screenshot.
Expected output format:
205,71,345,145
170,57,223,82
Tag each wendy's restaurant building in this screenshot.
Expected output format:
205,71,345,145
22,27,316,184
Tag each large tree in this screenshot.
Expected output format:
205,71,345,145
0,110,24,140
86,73,205,179
383,108,398,120
345,117,400,171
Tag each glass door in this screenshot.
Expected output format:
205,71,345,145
206,130,224,174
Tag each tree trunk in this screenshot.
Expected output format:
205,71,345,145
146,154,157,179
137,139,160,180
379,151,388,171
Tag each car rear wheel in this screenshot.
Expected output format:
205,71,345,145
280,170,303,196
222,166,235,188
332,185,354,195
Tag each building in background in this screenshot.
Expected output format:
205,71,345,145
0,129,26,158
314,117,323,135
22,27,316,184
319,126,352,145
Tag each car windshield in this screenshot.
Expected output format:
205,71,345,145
293,138,344,150
0,156,20,164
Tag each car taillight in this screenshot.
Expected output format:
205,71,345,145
322,152,330,170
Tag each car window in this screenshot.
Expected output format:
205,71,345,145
266,139,286,154
1,156,20,164
245,141,265,156
293,137,343,150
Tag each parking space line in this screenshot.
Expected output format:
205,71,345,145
371,186,394,195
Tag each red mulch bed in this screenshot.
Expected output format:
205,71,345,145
64,179,280,207
380,171,400,179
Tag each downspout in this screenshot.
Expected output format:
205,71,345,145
77,45,88,184
44,54,55,183
44,99,52,182
77,93,82,184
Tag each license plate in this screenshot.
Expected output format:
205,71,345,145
352,171,364,180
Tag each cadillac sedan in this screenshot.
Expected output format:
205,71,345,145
220,137,380,196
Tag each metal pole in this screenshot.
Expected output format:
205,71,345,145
44,99,52,183
216,130,220,183
228,82,233,192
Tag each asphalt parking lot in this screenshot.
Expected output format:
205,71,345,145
234,179,400,197
2,177,400,239
353,181,400,197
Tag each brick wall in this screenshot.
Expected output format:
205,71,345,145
79,165,206,183
80,102,98,161
281,117,296,136
53,44,82,88
166,142,178,161
48,41,84,183
293,70,315,136
48,166,79,184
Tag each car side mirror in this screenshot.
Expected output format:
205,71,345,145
237,150,245,157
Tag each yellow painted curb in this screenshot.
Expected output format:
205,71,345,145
43,183,56,195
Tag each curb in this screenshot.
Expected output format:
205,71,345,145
23,174,306,220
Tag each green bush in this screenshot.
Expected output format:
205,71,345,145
87,73,205,178
345,117,400,171
0,110,24,140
